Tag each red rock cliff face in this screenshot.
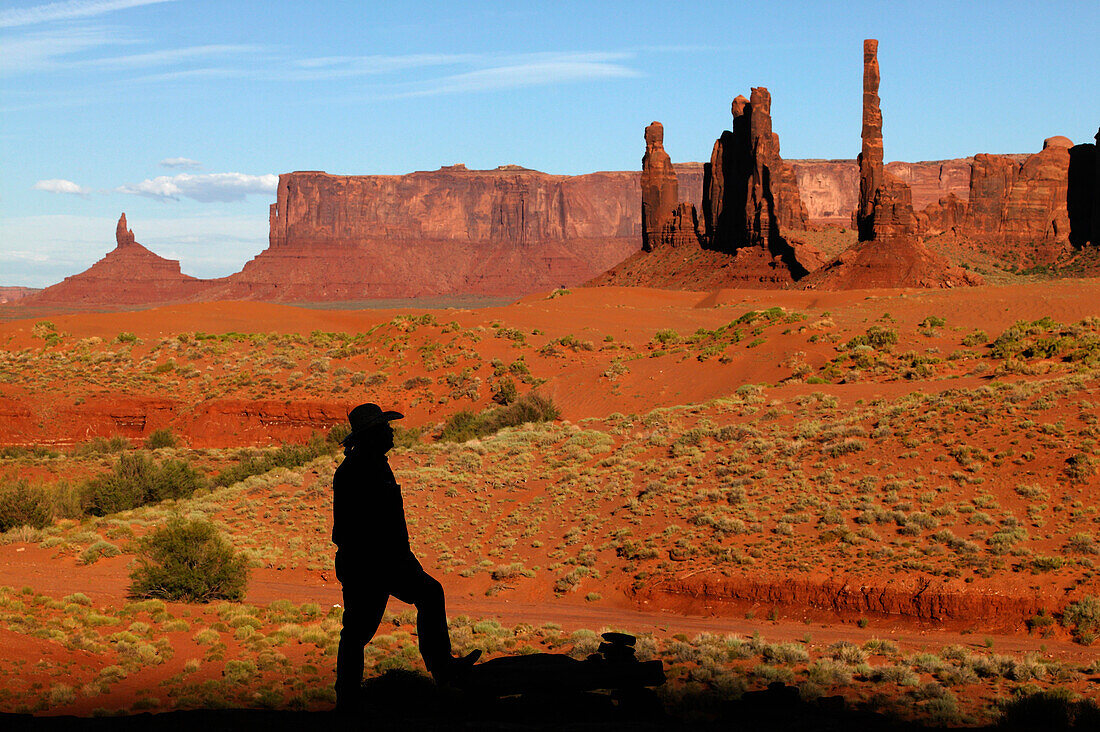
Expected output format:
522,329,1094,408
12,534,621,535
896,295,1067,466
961,137,1074,259
213,166,665,300
25,214,208,306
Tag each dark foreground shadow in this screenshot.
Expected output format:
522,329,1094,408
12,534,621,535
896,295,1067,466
6,635,1097,732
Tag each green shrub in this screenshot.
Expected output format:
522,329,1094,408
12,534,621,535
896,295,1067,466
846,326,898,351
213,433,334,488
143,429,179,450
129,517,250,602
1062,596,1100,645
73,435,129,457
85,452,207,516
997,687,1100,729
0,480,54,532
437,393,559,443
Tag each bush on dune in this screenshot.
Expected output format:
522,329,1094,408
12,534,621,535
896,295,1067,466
212,432,337,488
129,517,249,602
84,452,207,516
0,479,54,532
438,393,560,443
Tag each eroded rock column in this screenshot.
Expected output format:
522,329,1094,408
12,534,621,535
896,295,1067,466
857,39,883,241
641,121,679,251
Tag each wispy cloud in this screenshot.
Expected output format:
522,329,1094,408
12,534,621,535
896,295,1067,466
0,0,175,28
159,157,201,169
33,178,90,195
284,53,473,81
77,44,259,70
116,172,277,203
0,25,125,75
393,52,641,98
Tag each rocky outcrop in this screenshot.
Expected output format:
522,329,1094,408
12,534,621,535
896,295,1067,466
1096,128,1100,243
801,40,983,290
792,159,974,225
641,122,680,251
856,39,883,240
961,137,1074,260
700,88,811,285
0,287,40,304
210,167,659,300
24,214,209,306
1067,140,1095,247
915,193,966,236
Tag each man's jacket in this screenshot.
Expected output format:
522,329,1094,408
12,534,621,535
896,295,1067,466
331,448,411,558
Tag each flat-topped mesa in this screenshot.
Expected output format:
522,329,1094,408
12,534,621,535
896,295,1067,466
230,166,667,300
641,121,681,251
116,213,136,248
700,88,811,285
25,214,207,306
857,39,884,241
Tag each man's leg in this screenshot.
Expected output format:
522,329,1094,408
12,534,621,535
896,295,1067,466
389,555,452,673
335,553,388,709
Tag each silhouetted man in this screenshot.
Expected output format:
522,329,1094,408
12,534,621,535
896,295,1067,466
332,403,479,712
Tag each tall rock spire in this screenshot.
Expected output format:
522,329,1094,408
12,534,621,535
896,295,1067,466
857,39,883,241
641,122,679,252
116,213,136,248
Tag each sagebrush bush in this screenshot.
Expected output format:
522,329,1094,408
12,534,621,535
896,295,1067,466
84,452,207,516
129,517,250,602
213,433,334,488
0,480,53,532
438,393,559,443
143,428,179,450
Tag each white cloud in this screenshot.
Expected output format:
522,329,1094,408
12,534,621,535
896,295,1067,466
0,26,123,75
77,44,259,70
0,0,175,28
33,178,90,195
159,157,201,169
116,172,278,203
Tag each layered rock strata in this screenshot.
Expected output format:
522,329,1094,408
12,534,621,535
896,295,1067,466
960,137,1074,259
209,167,664,300
25,214,208,306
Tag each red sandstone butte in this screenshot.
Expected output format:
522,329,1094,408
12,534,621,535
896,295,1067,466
699,88,812,284
0,287,40,304
961,137,1075,261
25,214,208,306
205,166,687,300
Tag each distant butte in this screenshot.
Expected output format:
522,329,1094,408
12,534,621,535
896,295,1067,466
24,213,208,307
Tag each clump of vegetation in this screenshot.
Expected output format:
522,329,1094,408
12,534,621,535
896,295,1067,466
85,452,208,515
438,393,559,443
845,326,899,351
0,479,54,532
129,517,250,602
1062,596,1100,645
212,433,336,488
143,429,179,450
73,435,129,457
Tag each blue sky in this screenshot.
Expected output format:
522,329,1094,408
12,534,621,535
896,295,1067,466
2,0,1097,287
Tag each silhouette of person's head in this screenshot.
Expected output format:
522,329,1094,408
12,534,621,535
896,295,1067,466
343,403,403,455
